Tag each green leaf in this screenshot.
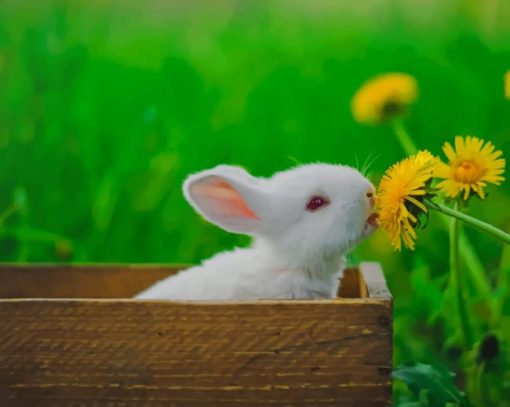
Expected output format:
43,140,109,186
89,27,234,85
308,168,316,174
396,402,425,407
393,363,466,406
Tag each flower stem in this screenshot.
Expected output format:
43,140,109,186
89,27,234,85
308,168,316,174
391,119,418,156
449,202,473,347
458,233,490,296
425,199,510,245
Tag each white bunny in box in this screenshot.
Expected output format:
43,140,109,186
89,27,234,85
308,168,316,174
136,163,378,300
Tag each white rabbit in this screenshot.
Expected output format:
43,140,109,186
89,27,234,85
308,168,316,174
135,163,378,300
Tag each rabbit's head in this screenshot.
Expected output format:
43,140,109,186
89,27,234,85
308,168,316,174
184,164,377,264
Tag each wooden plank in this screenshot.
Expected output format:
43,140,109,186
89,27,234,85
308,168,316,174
0,264,185,298
358,262,391,299
0,264,386,299
0,299,392,405
339,268,368,298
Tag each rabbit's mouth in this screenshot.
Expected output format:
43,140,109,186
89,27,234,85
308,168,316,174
358,212,378,240
366,213,379,227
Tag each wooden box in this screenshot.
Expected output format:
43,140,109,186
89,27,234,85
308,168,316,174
0,262,392,406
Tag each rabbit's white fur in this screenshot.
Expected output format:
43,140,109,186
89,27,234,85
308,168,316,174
135,163,377,300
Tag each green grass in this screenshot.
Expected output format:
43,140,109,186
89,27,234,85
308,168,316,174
1,1,510,404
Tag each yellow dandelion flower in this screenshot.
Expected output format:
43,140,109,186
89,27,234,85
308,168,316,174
351,73,418,125
505,70,510,99
435,136,505,200
377,151,436,251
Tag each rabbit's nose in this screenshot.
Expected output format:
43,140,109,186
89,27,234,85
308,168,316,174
366,187,376,207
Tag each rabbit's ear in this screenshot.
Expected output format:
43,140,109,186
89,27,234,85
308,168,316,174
183,166,265,234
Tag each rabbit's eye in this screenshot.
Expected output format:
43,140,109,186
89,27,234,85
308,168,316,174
306,196,330,212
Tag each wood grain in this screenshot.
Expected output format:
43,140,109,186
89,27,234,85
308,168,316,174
0,263,392,406
0,263,184,298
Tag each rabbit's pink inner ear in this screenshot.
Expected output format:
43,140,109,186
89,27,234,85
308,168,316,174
192,179,259,220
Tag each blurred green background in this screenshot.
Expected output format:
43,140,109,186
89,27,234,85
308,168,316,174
1,0,510,404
